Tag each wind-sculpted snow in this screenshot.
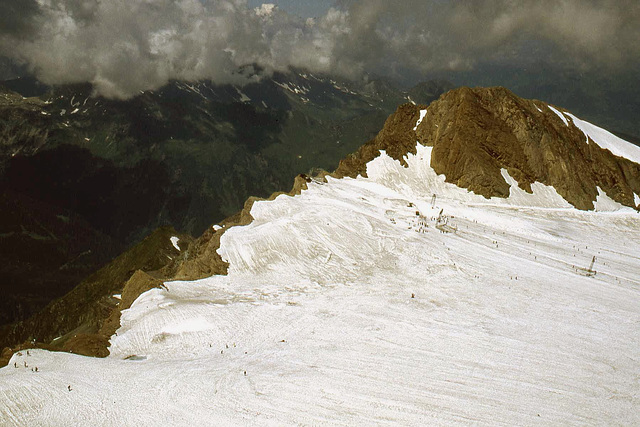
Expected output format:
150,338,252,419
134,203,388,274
2,144,640,425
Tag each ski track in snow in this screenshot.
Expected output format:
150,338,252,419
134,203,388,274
1,145,639,426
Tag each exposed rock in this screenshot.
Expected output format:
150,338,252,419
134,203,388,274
333,104,425,179
337,86,640,209
61,334,110,358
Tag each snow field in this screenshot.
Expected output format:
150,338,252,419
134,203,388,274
1,142,639,426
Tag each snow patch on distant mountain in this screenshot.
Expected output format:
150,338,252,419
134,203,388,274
234,87,251,102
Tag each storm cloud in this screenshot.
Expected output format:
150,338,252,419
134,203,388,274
0,0,41,38
1,0,638,98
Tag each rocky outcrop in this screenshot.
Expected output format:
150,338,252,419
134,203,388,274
170,174,312,281
98,270,165,343
337,86,640,210
334,104,426,179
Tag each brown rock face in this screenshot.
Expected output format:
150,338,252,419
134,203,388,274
337,86,640,210
334,104,425,179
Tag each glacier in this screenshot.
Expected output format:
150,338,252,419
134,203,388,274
1,142,639,426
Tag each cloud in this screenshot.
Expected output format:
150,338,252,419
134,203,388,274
1,0,638,98
0,0,41,38
331,0,640,75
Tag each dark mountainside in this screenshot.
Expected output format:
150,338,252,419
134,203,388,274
0,71,453,328
3,86,639,364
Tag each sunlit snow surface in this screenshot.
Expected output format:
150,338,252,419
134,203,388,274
2,145,640,426
565,112,640,165
547,105,569,126
413,109,427,130
170,236,180,251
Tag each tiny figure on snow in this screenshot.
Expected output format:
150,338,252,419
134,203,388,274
411,293,415,298
14,362,17,368
68,385,72,392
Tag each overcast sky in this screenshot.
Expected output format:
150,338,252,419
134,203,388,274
1,0,639,102
246,0,334,18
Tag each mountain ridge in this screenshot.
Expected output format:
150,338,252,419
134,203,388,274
2,85,638,424
1,85,639,363
0,71,454,327
336,86,640,211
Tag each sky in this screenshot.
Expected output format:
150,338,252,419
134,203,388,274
0,0,639,107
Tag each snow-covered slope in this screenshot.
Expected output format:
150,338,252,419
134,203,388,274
2,143,639,426
565,112,640,165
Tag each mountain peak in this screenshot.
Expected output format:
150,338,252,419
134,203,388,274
337,86,640,210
